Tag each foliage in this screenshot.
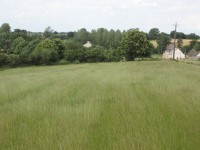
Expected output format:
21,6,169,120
121,29,152,60
18,40,40,64
182,40,200,53
0,53,9,66
31,48,58,65
57,59,69,65
90,28,122,48
52,39,66,59
187,33,199,40
182,45,191,53
11,37,28,55
0,23,11,33
64,48,85,63
104,48,124,62
156,32,171,53
177,38,183,49
0,33,12,50
12,29,30,41
64,41,85,63
31,39,59,65
170,31,199,39
7,54,20,66
85,46,106,62
170,31,186,39
193,42,200,51
74,28,90,44
44,26,54,38
148,28,160,40
67,32,75,38
0,22,199,67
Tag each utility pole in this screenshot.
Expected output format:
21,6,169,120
173,22,177,60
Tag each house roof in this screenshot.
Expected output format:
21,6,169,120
165,44,182,53
166,44,176,52
188,49,199,57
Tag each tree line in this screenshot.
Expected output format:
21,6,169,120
0,23,199,67
147,28,199,40
147,28,200,54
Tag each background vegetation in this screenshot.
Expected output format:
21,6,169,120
0,23,199,67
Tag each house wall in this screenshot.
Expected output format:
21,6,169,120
162,52,172,59
174,49,185,60
162,49,185,60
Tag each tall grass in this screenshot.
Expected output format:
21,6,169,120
0,61,200,149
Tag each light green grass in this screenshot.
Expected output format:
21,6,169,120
181,59,200,66
0,61,200,150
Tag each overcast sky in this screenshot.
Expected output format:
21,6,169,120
0,0,200,34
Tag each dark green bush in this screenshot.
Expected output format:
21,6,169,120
0,53,9,66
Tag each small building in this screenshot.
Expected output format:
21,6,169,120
197,53,200,59
162,44,185,60
187,49,199,59
83,41,92,48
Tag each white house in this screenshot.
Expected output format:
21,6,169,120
162,44,185,60
197,53,200,59
83,41,92,48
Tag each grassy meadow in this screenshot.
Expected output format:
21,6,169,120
0,61,200,149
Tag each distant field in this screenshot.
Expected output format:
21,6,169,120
0,61,200,149
150,39,200,48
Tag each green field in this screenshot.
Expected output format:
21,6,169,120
0,61,200,149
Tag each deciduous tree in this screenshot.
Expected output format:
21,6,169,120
148,28,160,40
121,29,152,60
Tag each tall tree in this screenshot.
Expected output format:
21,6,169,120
44,26,54,38
193,42,200,51
170,31,186,39
156,32,171,53
148,28,160,40
177,38,183,49
31,39,59,65
74,28,89,44
187,33,199,40
0,23,11,33
121,29,152,61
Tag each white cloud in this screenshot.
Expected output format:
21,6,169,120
0,0,199,34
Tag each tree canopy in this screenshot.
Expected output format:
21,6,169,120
0,22,199,67
148,28,160,40
122,29,152,61
156,32,171,53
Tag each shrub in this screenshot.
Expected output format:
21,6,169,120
104,48,123,62
64,48,85,63
85,46,106,63
8,54,20,67
0,53,9,66
64,41,86,63
31,48,59,65
57,60,69,65
31,39,59,65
